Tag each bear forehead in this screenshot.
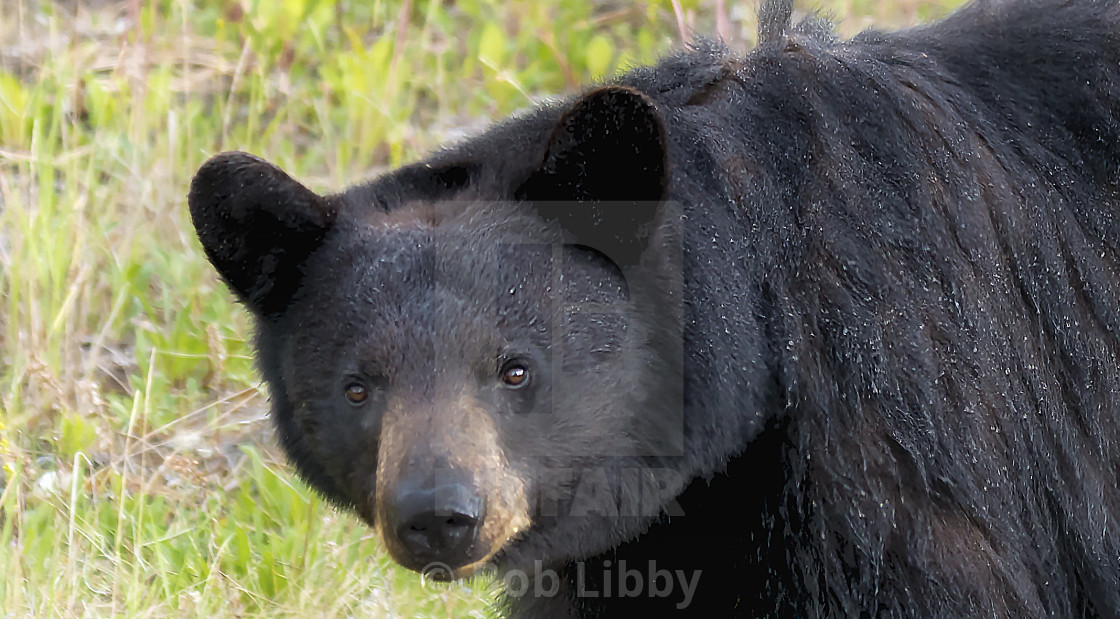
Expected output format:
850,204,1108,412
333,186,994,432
339,229,556,284
357,200,456,230
290,223,629,338
292,228,556,319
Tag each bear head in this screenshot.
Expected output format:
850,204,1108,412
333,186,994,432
188,87,688,579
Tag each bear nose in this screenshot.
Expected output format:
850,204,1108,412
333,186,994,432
391,477,484,569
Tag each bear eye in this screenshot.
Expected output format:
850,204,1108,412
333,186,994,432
344,382,369,405
500,362,530,389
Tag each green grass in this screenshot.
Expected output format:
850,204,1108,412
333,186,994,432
0,0,963,616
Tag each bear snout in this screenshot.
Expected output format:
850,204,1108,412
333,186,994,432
374,394,532,578
387,473,485,572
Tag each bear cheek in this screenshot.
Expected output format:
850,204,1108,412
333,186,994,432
294,404,383,522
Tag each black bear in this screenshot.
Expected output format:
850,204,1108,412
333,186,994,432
189,0,1120,616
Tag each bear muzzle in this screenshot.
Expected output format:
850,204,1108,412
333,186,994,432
374,394,531,578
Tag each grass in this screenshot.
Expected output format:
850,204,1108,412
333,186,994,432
0,0,964,616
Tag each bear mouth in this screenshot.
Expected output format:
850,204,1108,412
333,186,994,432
419,555,499,582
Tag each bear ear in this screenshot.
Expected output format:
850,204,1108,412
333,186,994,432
188,151,336,318
516,86,669,267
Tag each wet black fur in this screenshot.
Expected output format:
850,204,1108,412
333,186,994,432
190,1,1120,616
